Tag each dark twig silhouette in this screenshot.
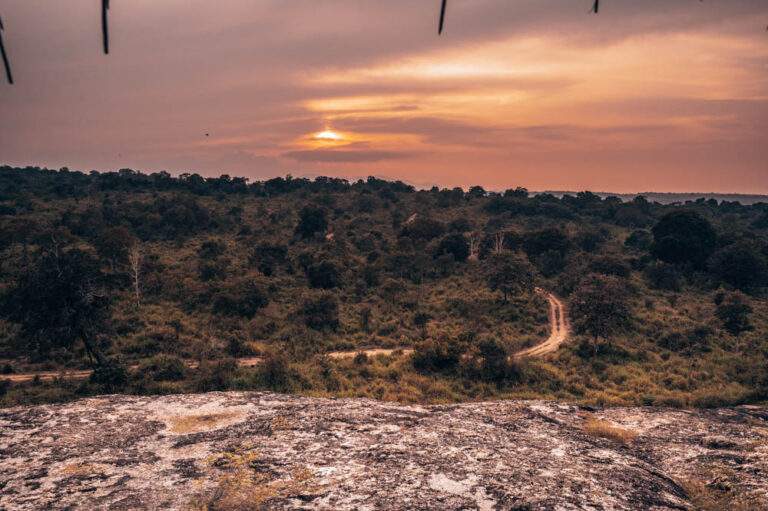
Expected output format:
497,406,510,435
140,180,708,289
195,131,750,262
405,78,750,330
438,0,447,35
102,0,110,54
592,0,600,14
0,16,12,84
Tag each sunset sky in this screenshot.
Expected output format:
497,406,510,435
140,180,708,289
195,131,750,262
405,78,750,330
1,0,767,192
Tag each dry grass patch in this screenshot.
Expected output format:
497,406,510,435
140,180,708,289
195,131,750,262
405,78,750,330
59,462,103,477
582,417,638,446
189,447,318,511
680,478,756,511
169,412,243,434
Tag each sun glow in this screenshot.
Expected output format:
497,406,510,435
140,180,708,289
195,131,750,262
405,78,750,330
314,129,344,141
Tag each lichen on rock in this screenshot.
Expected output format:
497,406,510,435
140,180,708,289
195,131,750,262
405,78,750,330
0,392,766,510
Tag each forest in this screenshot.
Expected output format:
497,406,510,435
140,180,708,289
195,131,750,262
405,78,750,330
0,165,766,408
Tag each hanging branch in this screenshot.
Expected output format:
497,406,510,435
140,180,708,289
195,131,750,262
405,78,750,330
439,0,604,36
438,0,447,35
0,16,13,84
102,0,110,54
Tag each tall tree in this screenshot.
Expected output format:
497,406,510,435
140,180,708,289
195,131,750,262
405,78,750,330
651,210,716,267
485,252,536,302
0,245,112,365
570,274,631,343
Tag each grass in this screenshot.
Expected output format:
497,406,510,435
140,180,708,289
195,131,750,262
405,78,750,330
680,478,756,511
189,447,318,510
168,412,243,434
582,417,637,445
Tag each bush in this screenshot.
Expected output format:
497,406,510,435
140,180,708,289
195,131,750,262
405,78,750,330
89,360,128,392
139,354,187,381
588,255,631,278
708,241,768,292
295,206,328,239
198,239,226,260
434,233,470,263
305,260,342,289
412,339,463,372
715,291,753,335
624,230,652,251
192,359,237,392
399,217,445,242
256,353,293,391
300,293,340,331
644,261,682,291
211,280,269,317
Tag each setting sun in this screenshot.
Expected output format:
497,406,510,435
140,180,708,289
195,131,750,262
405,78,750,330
314,130,344,141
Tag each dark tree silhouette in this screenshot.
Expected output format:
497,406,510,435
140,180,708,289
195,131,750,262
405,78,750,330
708,241,768,293
0,246,111,365
651,210,716,267
434,233,470,262
295,206,328,239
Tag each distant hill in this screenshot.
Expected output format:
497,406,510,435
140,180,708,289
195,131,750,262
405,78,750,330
539,191,768,206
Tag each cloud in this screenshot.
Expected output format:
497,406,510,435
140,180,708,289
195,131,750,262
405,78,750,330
1,0,767,192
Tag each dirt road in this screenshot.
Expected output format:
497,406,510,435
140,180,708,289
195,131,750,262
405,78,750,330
513,288,569,359
2,289,568,384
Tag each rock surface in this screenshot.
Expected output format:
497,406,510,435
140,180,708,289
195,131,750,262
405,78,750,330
1,392,767,510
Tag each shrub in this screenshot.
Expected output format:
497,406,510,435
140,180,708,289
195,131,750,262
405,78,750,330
139,354,187,381
624,229,652,251
305,261,341,289
192,359,237,392
644,261,682,291
211,280,269,317
715,291,753,335
300,293,340,331
434,233,470,263
708,241,768,292
89,360,129,392
256,353,293,391
198,239,226,260
399,217,445,242
295,206,327,239
588,255,631,278
412,339,462,372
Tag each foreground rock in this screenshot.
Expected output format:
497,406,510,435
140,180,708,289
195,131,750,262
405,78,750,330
1,393,767,510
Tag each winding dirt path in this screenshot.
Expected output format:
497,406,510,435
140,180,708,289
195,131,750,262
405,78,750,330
513,288,569,359
1,289,568,384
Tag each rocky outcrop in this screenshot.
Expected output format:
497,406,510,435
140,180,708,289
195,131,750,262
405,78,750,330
1,392,766,510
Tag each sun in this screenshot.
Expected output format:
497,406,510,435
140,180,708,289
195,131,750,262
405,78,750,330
314,129,344,141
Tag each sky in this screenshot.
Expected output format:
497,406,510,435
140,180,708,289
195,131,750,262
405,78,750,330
1,0,767,193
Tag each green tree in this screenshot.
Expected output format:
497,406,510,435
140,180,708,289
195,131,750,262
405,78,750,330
570,274,631,342
708,241,768,293
0,246,111,365
295,206,328,239
413,311,431,338
485,252,536,302
434,233,470,262
305,260,341,289
651,210,716,267
300,292,340,331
